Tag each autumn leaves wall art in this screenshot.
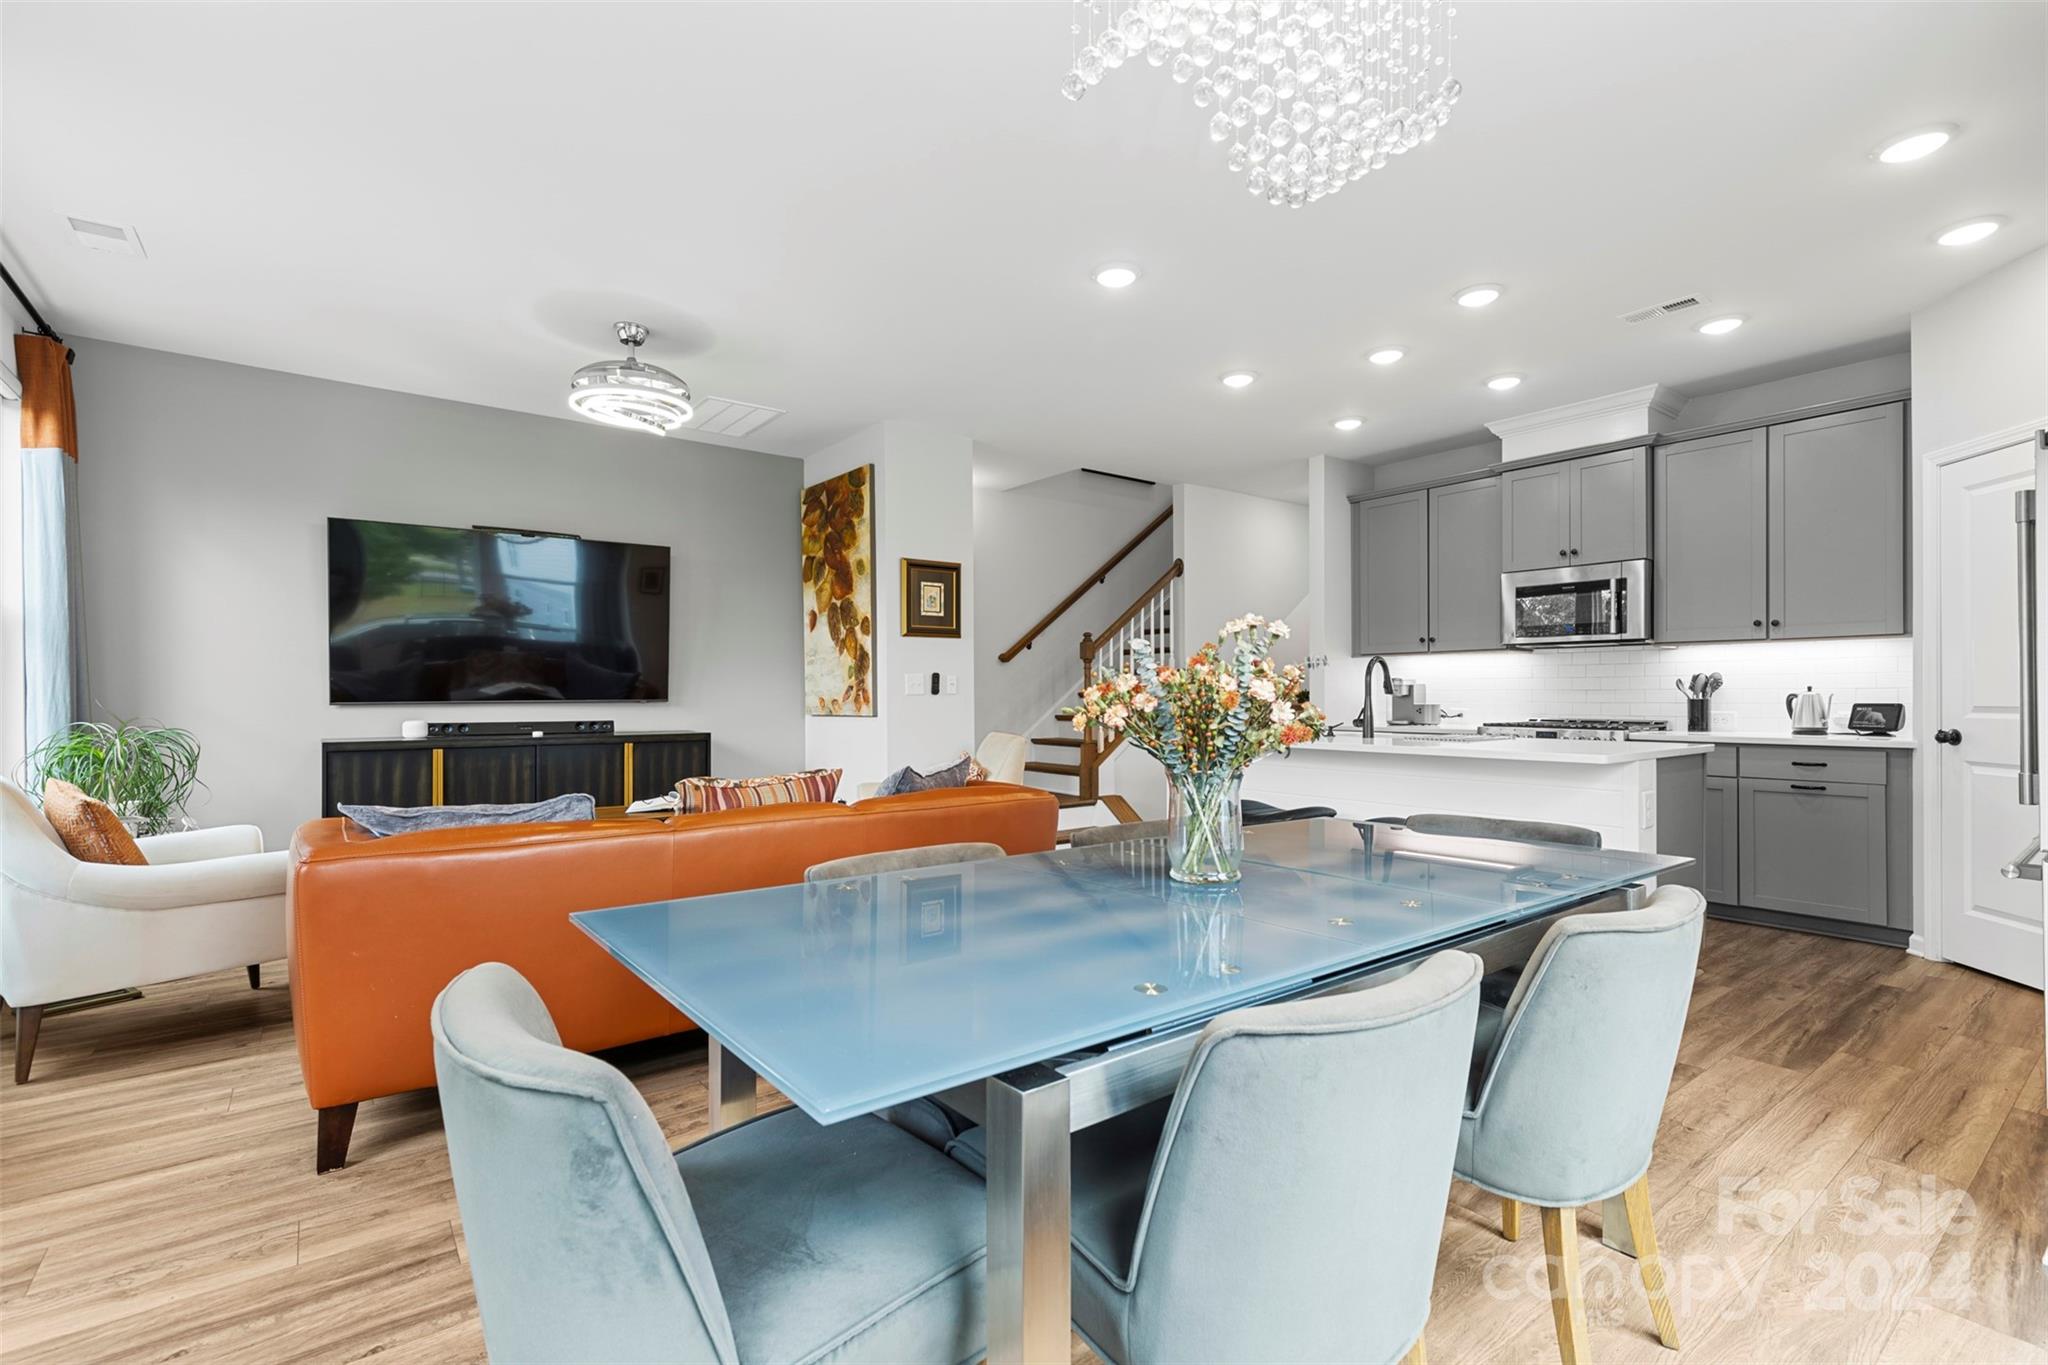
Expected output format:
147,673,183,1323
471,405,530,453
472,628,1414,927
801,464,877,716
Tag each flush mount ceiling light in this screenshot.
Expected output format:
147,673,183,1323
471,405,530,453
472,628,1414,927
1873,124,1955,164
1485,374,1523,392
1094,263,1141,288
1220,370,1258,389
1367,347,1405,365
1059,0,1463,209
1455,284,1503,308
1332,417,1364,432
567,322,693,434
1935,217,2004,247
1697,315,1746,336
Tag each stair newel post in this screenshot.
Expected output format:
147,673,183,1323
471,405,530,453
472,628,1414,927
1078,630,1101,802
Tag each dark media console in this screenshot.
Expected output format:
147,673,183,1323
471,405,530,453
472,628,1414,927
320,729,709,818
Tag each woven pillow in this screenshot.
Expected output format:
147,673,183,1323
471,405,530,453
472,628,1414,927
338,793,596,838
676,767,842,813
41,779,148,865
874,755,976,798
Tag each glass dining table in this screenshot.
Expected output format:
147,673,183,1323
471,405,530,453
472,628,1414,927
574,816,1690,1365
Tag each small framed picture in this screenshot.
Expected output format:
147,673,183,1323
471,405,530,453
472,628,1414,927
900,558,961,638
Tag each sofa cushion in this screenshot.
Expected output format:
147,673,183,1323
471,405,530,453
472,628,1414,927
677,767,842,813
337,792,596,837
41,779,147,866
874,755,975,798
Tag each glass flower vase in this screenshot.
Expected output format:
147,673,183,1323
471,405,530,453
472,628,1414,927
1167,771,1245,884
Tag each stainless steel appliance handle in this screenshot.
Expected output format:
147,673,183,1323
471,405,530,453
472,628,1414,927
2001,835,2043,881
2018,489,2039,806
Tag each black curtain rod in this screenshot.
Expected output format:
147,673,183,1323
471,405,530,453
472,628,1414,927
0,260,66,351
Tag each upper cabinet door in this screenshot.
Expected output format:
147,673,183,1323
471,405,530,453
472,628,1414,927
1500,464,1570,572
1428,477,1503,651
1655,429,1768,642
1354,491,1430,654
1568,446,1650,565
1767,402,1907,639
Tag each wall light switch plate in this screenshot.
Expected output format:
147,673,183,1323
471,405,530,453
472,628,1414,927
1640,791,1656,828
944,674,958,695
903,673,920,696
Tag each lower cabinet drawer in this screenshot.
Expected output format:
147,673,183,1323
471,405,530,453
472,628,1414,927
1738,745,1888,785
1736,777,1887,925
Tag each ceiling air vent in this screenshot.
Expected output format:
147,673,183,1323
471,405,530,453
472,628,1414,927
64,216,146,257
1619,294,1706,325
681,396,785,438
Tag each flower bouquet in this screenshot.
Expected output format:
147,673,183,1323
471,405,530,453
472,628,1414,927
1072,615,1327,883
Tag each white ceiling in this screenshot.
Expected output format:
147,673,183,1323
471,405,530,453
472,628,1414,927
4,2,2043,497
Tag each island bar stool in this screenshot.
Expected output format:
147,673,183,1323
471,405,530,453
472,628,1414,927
945,950,1483,1365
432,963,993,1364
1458,887,1706,1363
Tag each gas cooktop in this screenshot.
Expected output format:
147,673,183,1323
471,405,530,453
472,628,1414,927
1478,718,1672,741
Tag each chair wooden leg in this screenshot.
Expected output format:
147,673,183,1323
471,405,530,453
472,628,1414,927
316,1102,359,1173
1501,1197,1523,1241
1401,1329,1428,1364
246,964,262,990
1622,1175,1680,1350
1540,1205,1591,1365
12,1005,43,1084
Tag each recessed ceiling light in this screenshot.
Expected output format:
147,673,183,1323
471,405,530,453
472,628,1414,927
1367,348,1406,365
1332,417,1364,432
1935,217,2003,247
1874,125,1955,164
1486,374,1523,392
1455,284,1503,309
1094,263,1140,289
1697,316,1745,336
1220,371,1257,389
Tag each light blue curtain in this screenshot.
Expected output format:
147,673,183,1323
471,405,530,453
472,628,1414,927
15,333,87,755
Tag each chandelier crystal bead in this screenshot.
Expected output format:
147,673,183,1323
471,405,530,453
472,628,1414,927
1064,0,1458,206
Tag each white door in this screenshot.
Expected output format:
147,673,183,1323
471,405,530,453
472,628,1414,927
1937,439,2042,987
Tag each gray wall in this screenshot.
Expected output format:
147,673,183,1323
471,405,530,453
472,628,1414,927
71,339,804,847
1909,246,2047,455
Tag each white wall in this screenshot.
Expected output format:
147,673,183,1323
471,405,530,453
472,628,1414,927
803,421,977,792
972,474,1171,741
70,338,805,848
1305,454,1374,727
1910,247,2048,457
1356,637,1914,734
1172,484,1309,652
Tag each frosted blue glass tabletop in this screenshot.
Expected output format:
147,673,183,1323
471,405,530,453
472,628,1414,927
572,819,1687,1125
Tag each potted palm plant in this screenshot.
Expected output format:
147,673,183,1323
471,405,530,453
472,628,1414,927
19,719,204,836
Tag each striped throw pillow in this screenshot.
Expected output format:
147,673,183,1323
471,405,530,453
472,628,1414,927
676,767,843,813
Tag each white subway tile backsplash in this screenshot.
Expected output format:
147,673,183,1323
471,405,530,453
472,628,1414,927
1359,637,1913,732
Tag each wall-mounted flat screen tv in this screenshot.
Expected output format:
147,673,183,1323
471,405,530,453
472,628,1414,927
328,518,671,704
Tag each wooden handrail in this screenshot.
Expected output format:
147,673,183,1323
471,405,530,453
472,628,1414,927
997,505,1173,663
1080,559,1183,663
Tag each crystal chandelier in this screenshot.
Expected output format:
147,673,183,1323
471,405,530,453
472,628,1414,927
1061,0,1461,208
567,322,694,434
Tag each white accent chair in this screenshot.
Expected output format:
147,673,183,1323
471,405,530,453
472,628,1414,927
0,777,288,1082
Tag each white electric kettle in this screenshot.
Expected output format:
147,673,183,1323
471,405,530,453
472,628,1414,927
1785,686,1832,734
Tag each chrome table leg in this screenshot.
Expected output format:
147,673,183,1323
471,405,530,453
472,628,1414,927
707,1038,757,1133
986,1063,1072,1365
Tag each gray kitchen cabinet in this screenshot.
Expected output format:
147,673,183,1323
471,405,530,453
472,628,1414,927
1427,477,1503,651
1701,774,1738,905
1354,490,1429,654
1737,776,1888,925
1500,463,1570,572
1767,402,1907,639
1568,446,1650,564
1655,428,1769,642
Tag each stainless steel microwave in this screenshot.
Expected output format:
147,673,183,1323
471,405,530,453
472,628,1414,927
1501,559,1651,647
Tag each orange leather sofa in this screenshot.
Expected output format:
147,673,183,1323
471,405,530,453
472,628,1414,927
288,784,1057,1171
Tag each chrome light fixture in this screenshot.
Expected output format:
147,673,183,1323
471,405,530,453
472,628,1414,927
567,322,693,434
1061,0,1462,209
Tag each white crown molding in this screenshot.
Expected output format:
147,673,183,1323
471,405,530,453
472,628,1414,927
1485,383,1690,442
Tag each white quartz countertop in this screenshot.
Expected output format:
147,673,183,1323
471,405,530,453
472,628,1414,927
1627,729,1916,751
1304,732,1713,765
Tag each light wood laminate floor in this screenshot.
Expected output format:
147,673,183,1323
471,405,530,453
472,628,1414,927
0,920,2042,1364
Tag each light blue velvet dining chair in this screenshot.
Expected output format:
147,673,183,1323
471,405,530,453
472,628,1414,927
431,962,992,1365
947,949,1483,1365
1459,886,1706,1363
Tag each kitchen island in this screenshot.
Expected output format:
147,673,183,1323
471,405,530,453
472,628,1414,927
1242,729,1713,865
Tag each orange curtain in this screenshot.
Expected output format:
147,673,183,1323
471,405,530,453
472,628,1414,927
15,334,77,457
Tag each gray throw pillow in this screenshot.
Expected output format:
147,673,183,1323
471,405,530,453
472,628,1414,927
338,792,597,837
873,755,975,798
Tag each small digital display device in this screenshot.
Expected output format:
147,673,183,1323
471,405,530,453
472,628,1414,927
1846,702,1904,737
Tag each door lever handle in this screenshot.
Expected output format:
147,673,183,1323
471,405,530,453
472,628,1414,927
2001,836,2044,881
